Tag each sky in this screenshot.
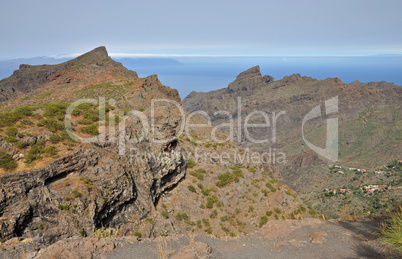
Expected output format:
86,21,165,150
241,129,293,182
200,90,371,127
1,0,402,59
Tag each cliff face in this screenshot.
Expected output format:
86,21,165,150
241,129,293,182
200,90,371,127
0,47,186,248
0,120,185,245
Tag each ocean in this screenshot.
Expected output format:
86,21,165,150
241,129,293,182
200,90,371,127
1,55,401,99
119,56,402,99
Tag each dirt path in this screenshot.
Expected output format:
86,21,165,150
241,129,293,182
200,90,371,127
106,218,400,259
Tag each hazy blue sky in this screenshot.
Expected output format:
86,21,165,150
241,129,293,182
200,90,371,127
1,0,401,59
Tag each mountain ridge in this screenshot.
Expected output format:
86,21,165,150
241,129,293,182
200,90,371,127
183,65,402,189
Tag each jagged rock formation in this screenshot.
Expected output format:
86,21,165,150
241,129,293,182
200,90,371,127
349,80,400,89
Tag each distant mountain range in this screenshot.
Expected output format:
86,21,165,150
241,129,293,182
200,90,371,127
183,66,402,193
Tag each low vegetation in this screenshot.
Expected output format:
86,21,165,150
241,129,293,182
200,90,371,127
380,207,402,252
0,151,17,170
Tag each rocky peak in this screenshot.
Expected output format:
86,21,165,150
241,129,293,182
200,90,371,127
235,65,262,81
280,73,303,85
0,46,128,102
18,64,33,70
73,46,109,65
226,66,274,94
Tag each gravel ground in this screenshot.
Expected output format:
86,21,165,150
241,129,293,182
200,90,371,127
106,218,401,259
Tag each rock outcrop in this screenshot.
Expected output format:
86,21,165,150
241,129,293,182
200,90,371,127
0,46,137,102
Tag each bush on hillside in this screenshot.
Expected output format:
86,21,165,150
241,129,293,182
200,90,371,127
0,151,17,170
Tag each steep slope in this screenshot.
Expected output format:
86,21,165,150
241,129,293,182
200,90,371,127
183,66,402,193
0,47,187,248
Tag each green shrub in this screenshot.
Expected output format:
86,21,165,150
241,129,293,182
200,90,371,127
24,154,38,164
38,118,64,132
14,106,33,116
206,197,214,209
4,136,17,143
5,127,18,137
17,133,24,138
146,217,154,224
197,183,203,189
77,119,92,125
380,207,402,252
50,134,62,144
20,119,33,125
286,190,297,198
71,190,82,198
83,110,99,122
60,129,77,142
45,146,57,156
281,215,286,220
24,144,44,164
0,151,17,170
274,214,279,220
114,115,121,123
210,209,218,218
80,124,99,135
259,216,268,227
186,159,197,168
38,223,43,230
231,167,244,181
0,112,21,126
161,211,169,219
201,187,212,196
220,215,229,222
197,220,202,229
266,182,277,192
56,114,65,121
176,212,189,221
247,167,256,173
204,227,212,234
134,232,142,238
202,218,210,227
274,208,282,214
190,170,204,181
14,141,28,149
216,171,234,187
188,185,196,193
196,168,206,174
266,210,273,216
43,102,68,117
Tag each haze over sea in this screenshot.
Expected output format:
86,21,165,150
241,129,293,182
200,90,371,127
123,56,402,98
1,55,401,99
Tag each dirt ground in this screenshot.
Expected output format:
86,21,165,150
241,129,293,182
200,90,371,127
105,218,401,259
